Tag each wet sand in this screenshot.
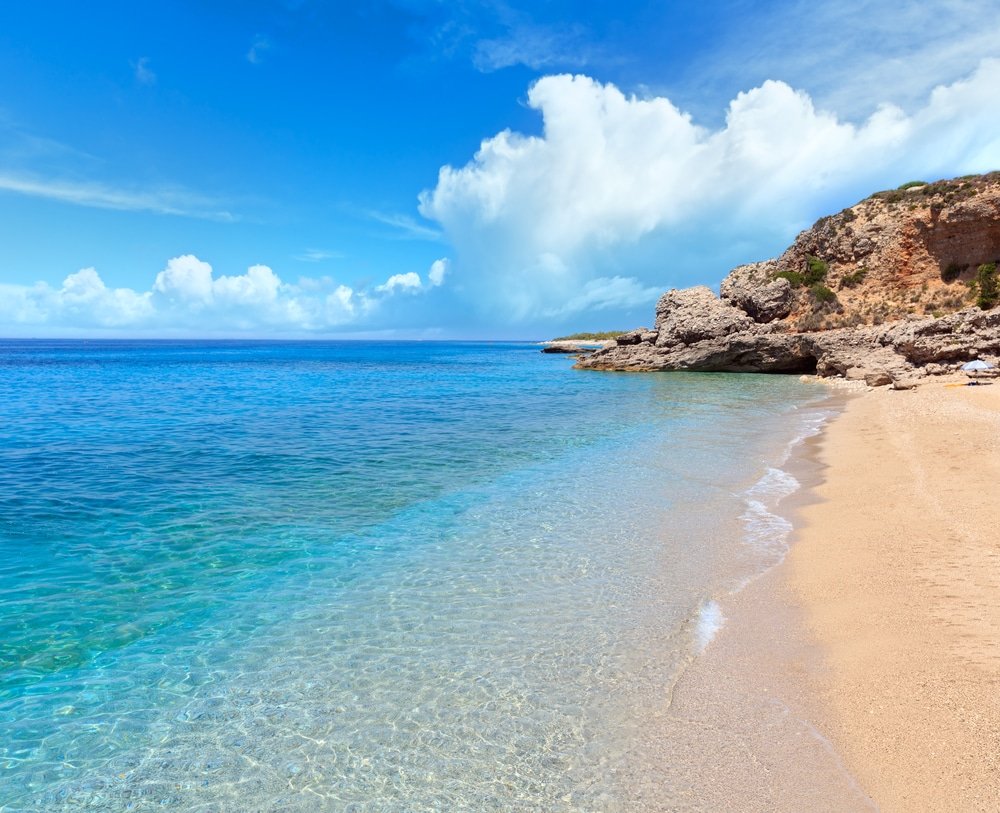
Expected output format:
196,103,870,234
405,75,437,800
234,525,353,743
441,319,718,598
786,378,1000,810
620,394,877,811
652,376,1000,810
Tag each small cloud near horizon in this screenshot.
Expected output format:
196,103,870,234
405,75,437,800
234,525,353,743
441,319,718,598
0,255,450,335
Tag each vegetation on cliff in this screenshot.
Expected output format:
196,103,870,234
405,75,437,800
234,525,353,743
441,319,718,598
576,172,1000,382
756,171,1000,331
550,331,627,341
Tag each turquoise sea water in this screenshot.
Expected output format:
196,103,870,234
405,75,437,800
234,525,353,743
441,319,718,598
0,340,831,811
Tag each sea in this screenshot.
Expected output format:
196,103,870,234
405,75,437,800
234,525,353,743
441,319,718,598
0,340,836,812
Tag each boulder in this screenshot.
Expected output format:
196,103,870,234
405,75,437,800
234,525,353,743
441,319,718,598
721,261,793,323
653,287,754,348
614,328,648,346
865,371,894,387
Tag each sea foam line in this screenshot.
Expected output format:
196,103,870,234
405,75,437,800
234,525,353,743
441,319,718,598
698,402,837,650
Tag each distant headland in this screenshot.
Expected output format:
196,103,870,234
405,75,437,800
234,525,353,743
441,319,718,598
572,172,1000,387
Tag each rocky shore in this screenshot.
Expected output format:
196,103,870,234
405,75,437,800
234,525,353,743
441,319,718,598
540,339,615,354
577,173,1000,385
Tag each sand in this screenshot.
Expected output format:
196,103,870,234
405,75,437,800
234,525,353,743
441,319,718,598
618,394,878,812
787,378,1000,811
653,376,1000,811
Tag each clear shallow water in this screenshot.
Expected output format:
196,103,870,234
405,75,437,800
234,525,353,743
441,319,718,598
0,340,831,811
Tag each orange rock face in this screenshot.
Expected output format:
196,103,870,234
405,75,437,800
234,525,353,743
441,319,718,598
576,174,1000,380
735,173,1000,331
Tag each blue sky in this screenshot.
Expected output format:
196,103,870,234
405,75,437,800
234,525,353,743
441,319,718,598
2,0,1000,338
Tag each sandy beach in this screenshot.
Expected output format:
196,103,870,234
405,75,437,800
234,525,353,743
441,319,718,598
787,378,1000,811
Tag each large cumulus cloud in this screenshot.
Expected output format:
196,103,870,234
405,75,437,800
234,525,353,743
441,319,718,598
419,59,1000,320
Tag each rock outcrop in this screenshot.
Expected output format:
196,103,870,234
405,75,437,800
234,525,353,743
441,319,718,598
577,173,1000,382
720,263,792,323
541,339,615,354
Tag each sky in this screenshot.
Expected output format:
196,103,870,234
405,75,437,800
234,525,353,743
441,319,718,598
2,0,1000,339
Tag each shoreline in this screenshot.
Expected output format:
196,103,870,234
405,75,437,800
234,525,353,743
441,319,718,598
666,373,1000,810
783,376,1000,810
637,388,878,812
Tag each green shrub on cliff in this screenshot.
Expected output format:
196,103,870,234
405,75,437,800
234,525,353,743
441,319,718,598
897,180,928,190
551,331,627,341
803,255,829,285
810,284,837,304
774,270,804,286
774,255,829,289
840,268,868,288
975,263,999,309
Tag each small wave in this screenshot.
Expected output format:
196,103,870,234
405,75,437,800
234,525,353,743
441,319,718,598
740,466,799,564
746,466,799,503
735,404,835,587
695,599,725,653
741,497,794,561
777,408,834,464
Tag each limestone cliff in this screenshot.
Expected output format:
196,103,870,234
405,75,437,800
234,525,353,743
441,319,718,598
577,173,1000,383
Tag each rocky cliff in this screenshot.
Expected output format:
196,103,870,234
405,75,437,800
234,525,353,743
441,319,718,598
577,173,1000,384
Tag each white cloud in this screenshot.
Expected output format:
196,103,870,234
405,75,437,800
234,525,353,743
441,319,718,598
419,61,1000,320
0,268,153,329
427,258,448,287
0,255,448,335
0,172,235,220
374,259,451,294
376,271,423,294
326,285,361,321
0,118,233,221
214,264,282,305
153,254,215,305
689,0,1000,120
366,210,442,241
545,276,661,318
473,21,590,72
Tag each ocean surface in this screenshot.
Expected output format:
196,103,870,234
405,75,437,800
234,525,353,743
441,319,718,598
0,340,833,812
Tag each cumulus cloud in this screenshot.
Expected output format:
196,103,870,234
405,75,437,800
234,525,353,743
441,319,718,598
1,268,153,329
373,259,451,295
427,258,448,287
0,255,447,335
153,254,215,305
376,271,423,294
419,60,1000,320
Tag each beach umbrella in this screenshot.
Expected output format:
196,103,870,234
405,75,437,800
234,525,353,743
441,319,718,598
961,359,994,382
961,359,993,371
